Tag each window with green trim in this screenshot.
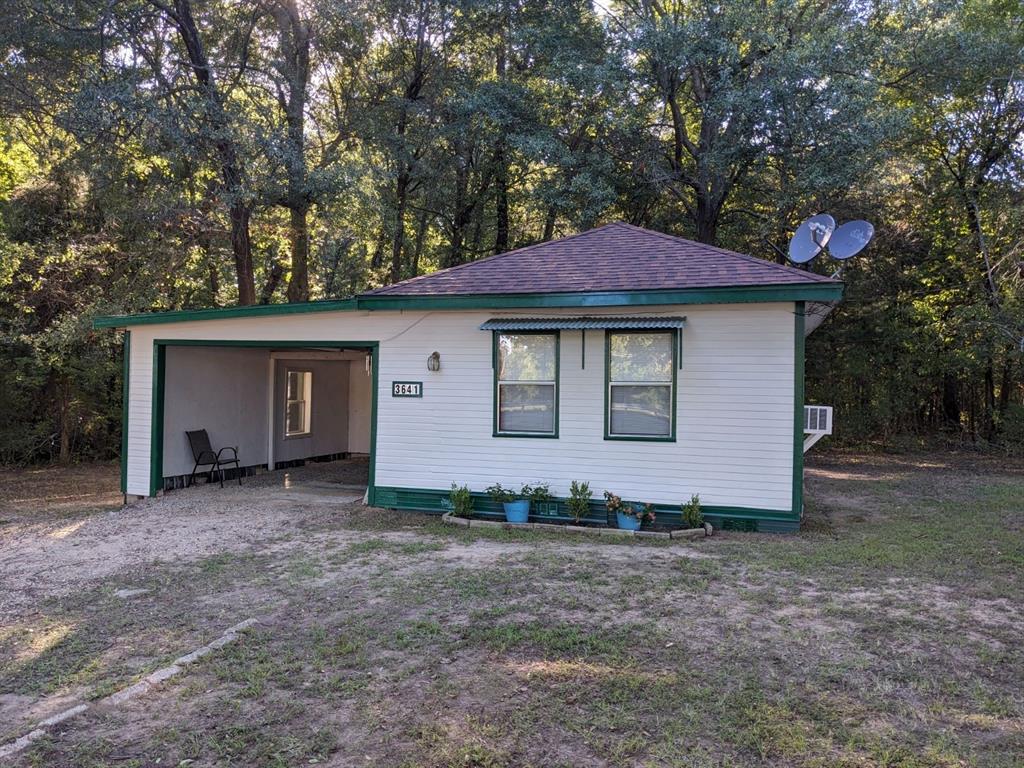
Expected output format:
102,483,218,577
606,331,676,440
495,332,558,436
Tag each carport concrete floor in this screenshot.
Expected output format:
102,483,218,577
243,457,369,504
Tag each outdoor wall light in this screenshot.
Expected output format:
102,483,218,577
427,351,441,372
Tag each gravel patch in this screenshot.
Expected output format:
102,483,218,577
0,459,369,616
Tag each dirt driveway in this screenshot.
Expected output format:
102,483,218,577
1,453,1022,767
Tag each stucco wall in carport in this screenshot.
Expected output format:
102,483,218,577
161,347,359,478
162,346,269,476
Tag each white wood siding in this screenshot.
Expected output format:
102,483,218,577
124,304,796,510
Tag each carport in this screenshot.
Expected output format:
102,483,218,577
150,340,378,494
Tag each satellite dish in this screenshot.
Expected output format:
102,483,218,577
788,214,836,264
828,220,874,260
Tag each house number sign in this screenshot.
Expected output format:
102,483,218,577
392,381,423,398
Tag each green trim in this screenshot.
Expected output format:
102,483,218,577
149,343,165,497
492,330,560,439
793,302,806,520
604,329,678,442
368,345,379,505
147,340,379,500
94,298,358,328
372,485,797,531
94,284,844,328
120,331,131,495
151,339,378,348
359,284,843,311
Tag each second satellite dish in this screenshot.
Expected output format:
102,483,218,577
828,220,874,260
788,213,836,263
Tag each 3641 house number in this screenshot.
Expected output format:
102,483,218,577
392,381,423,397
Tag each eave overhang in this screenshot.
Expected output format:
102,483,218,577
93,283,844,329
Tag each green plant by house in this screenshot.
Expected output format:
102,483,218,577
604,492,655,524
449,483,473,518
487,483,552,504
522,483,552,504
681,494,703,529
485,483,516,504
567,480,592,522
603,491,625,515
636,502,656,524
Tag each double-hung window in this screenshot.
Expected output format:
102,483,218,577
285,369,312,437
606,331,676,440
494,332,558,437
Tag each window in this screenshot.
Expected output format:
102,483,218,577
285,370,312,437
494,332,558,436
606,331,676,440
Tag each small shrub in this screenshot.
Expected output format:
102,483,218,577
681,494,703,528
485,483,516,504
567,480,593,522
486,483,552,504
449,483,473,517
522,483,552,504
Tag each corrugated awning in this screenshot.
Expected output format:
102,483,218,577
479,316,686,331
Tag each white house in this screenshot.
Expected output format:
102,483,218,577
95,222,842,532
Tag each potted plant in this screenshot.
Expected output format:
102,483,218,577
604,492,656,531
486,482,550,524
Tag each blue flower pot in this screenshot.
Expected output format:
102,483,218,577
503,500,530,524
616,511,641,531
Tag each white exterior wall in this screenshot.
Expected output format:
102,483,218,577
124,303,796,510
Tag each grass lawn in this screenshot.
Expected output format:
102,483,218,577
0,453,1022,767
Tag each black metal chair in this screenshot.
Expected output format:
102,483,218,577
186,429,241,488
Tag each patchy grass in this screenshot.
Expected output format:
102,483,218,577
2,453,1024,766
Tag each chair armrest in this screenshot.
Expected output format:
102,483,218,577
216,446,239,460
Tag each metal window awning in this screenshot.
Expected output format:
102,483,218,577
479,316,686,331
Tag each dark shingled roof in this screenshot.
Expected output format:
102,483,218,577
362,222,837,297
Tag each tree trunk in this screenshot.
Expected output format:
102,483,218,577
286,203,310,303
411,209,429,276
695,195,719,245
542,205,557,241
493,29,509,255
229,202,256,305
371,224,387,270
57,377,72,464
942,374,960,432
166,0,257,304
493,143,509,254
390,172,409,284
984,360,996,440
271,0,312,303
998,357,1014,415
261,259,286,304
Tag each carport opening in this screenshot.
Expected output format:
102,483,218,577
158,345,373,492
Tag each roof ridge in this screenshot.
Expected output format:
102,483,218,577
611,222,834,283
362,222,624,296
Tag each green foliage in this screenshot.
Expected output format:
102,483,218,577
603,491,625,515
485,483,516,504
1,0,1023,464
521,483,552,504
681,495,704,530
448,483,473,518
567,480,592,522
486,483,550,504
